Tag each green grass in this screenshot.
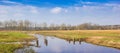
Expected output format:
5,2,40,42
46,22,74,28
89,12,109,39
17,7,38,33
0,32,36,42
0,44,23,53
0,31,36,53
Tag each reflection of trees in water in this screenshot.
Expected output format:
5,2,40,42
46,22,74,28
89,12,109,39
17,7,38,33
44,38,48,46
79,39,82,44
36,40,40,47
67,38,83,45
73,38,75,45
15,36,49,53
35,36,48,47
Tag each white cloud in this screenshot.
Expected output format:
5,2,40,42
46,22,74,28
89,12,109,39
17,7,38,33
104,3,120,12
0,10,7,14
104,3,120,7
50,7,62,14
0,0,22,5
50,7,69,14
27,6,39,14
74,3,120,12
13,13,23,17
74,7,80,11
0,2,120,25
64,9,68,13
0,5,41,19
81,2,96,4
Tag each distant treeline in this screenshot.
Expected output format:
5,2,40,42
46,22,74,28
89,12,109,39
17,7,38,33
0,20,120,30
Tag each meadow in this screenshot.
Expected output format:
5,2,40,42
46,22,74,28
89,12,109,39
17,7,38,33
38,30,120,49
0,31,36,53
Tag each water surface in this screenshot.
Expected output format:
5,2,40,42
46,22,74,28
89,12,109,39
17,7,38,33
15,34,120,53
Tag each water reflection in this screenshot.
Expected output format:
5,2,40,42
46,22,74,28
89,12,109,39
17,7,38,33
35,36,48,47
36,40,40,47
36,36,82,47
66,38,82,45
15,35,120,53
44,38,48,46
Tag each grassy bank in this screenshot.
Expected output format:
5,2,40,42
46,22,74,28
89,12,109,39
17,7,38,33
0,31,36,42
0,44,23,53
38,30,120,49
0,31,36,53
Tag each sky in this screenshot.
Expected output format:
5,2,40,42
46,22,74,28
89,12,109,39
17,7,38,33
0,0,120,25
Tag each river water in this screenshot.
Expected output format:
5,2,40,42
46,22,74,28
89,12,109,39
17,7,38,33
14,34,120,53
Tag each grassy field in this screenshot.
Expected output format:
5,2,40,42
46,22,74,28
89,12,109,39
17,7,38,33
0,31,36,53
0,31,36,42
38,30,120,49
0,44,23,53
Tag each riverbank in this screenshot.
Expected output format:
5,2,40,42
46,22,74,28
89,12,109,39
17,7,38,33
0,30,120,53
0,32,36,53
38,30,120,49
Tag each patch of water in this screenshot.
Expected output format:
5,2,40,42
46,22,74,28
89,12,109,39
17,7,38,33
14,34,120,53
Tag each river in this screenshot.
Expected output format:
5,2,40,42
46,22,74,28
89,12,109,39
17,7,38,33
14,34,120,53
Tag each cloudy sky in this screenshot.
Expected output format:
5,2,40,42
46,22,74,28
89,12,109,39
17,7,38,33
0,0,120,25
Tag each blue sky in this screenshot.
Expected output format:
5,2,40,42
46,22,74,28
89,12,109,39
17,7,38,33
0,0,120,25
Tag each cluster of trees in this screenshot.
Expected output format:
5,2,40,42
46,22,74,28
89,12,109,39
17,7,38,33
0,20,32,30
0,20,120,30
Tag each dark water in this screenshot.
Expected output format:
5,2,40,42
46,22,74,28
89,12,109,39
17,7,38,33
15,34,120,53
